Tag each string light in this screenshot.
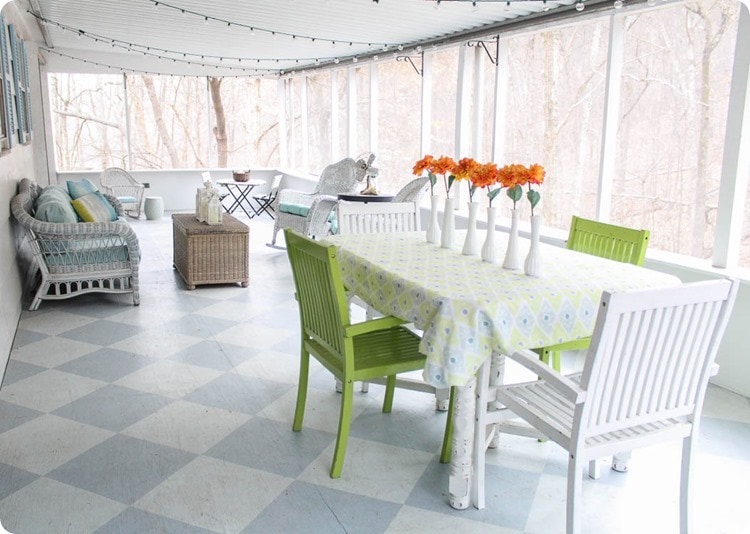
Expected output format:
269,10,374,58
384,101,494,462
42,48,276,77
28,13,347,67
144,0,398,49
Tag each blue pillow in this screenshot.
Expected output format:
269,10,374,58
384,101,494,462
67,179,98,200
71,192,118,222
33,185,78,223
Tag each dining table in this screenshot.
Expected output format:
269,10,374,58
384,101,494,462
324,228,681,510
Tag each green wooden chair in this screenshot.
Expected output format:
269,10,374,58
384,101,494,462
440,216,650,464
284,228,427,478
533,215,650,371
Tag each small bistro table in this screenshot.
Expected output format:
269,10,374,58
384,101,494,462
172,213,249,289
217,178,266,218
324,230,681,510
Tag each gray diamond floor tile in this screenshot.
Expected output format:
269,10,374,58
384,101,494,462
59,319,144,346
6,328,48,349
0,360,47,387
47,434,196,505
52,384,173,432
56,349,155,383
183,373,293,415
94,507,215,534
206,416,334,478
0,463,38,501
0,400,43,434
168,339,258,371
159,314,240,339
243,480,401,534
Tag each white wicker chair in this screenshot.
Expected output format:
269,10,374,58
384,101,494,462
472,279,738,533
99,167,145,219
270,154,376,246
393,176,430,204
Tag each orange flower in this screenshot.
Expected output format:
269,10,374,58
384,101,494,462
470,162,499,189
453,157,479,182
412,154,435,176
527,163,545,185
431,155,457,176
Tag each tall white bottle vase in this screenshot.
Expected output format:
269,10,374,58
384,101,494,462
481,206,498,263
441,197,456,249
462,201,480,256
426,195,441,244
524,214,543,277
502,208,522,270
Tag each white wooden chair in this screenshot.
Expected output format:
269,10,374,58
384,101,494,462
472,279,738,534
337,200,421,234
335,200,449,411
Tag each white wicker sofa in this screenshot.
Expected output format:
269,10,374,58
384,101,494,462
11,178,141,311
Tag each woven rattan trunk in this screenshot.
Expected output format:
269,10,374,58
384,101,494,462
172,213,249,289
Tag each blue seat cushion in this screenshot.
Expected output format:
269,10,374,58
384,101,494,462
117,196,138,204
280,202,336,223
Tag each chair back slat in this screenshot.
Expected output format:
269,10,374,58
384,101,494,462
337,201,421,234
285,230,349,360
577,279,737,439
567,215,650,266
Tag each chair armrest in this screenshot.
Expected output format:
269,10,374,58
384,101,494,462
508,349,587,404
345,316,407,337
306,196,339,237
277,189,316,207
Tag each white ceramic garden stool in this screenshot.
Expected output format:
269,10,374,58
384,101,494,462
144,196,164,220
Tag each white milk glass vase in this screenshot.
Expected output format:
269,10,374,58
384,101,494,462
462,201,480,256
481,206,498,263
502,208,522,270
441,196,456,249
426,195,441,244
524,214,543,277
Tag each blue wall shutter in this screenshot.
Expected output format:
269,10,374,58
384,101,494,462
21,40,31,136
0,15,15,148
8,25,26,143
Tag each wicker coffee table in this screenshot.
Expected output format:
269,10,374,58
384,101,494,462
172,213,249,289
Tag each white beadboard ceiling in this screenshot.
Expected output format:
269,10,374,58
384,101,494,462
20,0,624,77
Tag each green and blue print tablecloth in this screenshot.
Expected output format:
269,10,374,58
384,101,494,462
325,232,680,388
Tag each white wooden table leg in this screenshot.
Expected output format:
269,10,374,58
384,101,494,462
488,351,505,449
449,379,476,510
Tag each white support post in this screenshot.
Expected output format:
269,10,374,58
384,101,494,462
596,14,624,223
348,66,357,157
712,5,750,268
473,45,485,160
331,72,339,161
277,78,288,169
288,79,297,169
370,63,378,155
420,52,432,156
301,76,309,172
492,39,508,164
123,73,132,169
455,44,472,160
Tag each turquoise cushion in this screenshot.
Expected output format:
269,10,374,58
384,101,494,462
117,196,138,204
279,202,310,217
67,178,98,199
71,192,118,222
279,202,336,223
33,185,78,223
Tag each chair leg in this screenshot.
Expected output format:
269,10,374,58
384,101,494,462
383,375,396,413
567,453,583,534
293,351,310,432
679,435,694,534
440,386,456,464
330,379,354,478
435,387,450,411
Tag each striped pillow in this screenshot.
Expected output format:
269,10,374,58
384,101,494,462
71,192,118,222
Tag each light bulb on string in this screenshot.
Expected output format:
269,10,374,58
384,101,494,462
576,0,585,11
613,0,624,7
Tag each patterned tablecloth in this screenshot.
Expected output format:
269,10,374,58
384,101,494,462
325,231,681,388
